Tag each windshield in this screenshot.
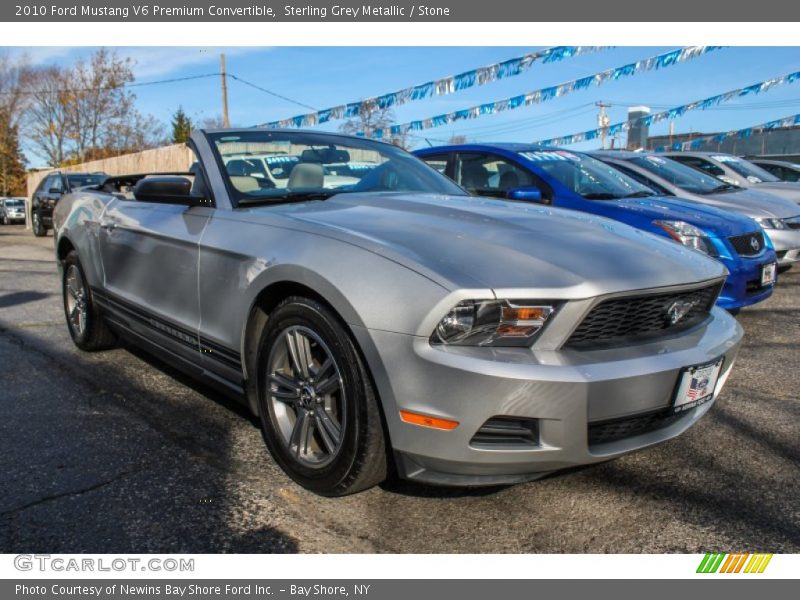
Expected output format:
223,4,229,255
629,155,733,194
4,199,24,207
711,155,781,183
521,150,655,199
67,174,105,188
210,131,464,204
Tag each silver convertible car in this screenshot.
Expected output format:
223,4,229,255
53,130,743,496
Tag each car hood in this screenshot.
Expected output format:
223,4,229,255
751,181,800,202
601,196,756,236
692,188,800,219
255,192,725,297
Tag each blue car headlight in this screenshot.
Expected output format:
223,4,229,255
653,220,718,256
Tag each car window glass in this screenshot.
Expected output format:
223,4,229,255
520,150,653,200
712,155,780,183
612,163,671,195
455,153,534,196
419,154,448,175
629,156,725,194
672,156,724,177
209,131,465,202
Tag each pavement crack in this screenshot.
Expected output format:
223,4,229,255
0,467,144,519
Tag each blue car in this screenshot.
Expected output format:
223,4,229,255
414,144,777,310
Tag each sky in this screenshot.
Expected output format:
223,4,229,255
6,46,800,167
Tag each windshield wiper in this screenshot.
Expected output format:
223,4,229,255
621,191,655,198
237,190,340,206
581,192,619,200
704,184,739,194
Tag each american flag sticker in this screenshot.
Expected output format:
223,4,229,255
674,359,724,411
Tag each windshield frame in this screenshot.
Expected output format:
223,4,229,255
206,129,467,207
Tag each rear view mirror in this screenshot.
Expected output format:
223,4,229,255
133,176,204,206
49,188,61,194
300,147,351,164
507,186,544,203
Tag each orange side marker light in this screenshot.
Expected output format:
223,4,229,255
399,410,459,430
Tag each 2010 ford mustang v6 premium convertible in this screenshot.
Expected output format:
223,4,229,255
53,129,744,496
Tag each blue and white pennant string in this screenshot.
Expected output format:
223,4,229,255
534,70,800,147
257,46,608,128
366,46,722,139
653,112,800,152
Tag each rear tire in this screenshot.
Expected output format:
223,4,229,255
32,211,47,237
256,296,387,496
62,250,117,351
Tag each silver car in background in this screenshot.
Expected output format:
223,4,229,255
665,151,800,204
53,129,743,495
0,197,26,225
592,152,800,269
750,158,800,182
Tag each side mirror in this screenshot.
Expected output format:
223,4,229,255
133,176,205,206
506,186,544,203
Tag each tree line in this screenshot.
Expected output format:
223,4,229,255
0,49,221,197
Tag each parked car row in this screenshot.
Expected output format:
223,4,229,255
50,128,789,497
414,145,800,313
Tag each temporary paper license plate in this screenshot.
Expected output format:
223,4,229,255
761,262,777,286
673,358,724,413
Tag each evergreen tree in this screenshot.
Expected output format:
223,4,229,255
171,106,193,144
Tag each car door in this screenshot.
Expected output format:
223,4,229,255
97,180,212,364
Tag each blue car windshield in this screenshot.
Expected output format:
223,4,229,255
209,130,466,204
521,150,655,200
630,155,734,194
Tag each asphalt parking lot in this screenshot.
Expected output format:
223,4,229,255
1,223,798,553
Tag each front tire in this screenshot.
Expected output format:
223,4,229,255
256,296,387,496
62,250,116,351
32,211,47,237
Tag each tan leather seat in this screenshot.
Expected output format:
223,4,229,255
230,176,260,193
288,163,324,189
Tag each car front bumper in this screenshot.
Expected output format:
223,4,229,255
764,228,800,267
356,307,743,486
717,254,775,310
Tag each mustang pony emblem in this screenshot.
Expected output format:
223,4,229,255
750,236,761,252
666,299,697,325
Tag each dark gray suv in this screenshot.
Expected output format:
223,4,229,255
31,171,106,236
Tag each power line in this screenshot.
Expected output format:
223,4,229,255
227,74,317,111
0,72,221,96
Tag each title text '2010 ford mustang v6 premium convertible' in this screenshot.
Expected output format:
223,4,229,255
53,129,743,496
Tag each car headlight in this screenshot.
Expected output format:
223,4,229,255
755,217,787,230
431,299,557,347
653,220,718,256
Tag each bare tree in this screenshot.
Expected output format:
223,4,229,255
339,100,409,150
65,49,136,161
22,66,71,167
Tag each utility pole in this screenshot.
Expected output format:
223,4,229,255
596,101,611,150
220,54,230,128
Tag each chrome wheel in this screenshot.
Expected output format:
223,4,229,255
266,325,345,467
65,264,88,336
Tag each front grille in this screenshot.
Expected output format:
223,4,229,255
728,231,765,256
565,282,721,349
470,417,539,448
588,409,685,446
